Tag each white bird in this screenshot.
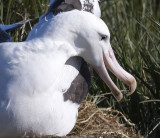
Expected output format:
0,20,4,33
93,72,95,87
0,0,102,108
0,10,136,137
0,0,96,105
26,0,101,105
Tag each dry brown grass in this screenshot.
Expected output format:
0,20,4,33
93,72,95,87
22,101,144,138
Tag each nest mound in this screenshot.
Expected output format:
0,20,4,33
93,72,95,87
23,101,143,138
66,101,143,138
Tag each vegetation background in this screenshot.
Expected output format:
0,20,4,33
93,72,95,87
0,0,160,137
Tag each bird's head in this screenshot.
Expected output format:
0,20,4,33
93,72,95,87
70,11,136,101
45,10,137,101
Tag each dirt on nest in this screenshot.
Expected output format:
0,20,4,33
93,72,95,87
23,101,144,138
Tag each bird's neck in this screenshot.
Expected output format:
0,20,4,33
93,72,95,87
27,37,77,60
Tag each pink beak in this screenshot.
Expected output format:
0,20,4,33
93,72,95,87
94,44,137,101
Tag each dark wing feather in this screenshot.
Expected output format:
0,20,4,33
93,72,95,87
0,28,11,42
0,20,30,42
64,58,91,104
82,0,94,13
47,0,82,15
0,20,30,32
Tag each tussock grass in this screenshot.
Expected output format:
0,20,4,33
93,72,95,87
97,0,160,137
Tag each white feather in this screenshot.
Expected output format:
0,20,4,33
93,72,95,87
0,38,79,136
0,9,110,137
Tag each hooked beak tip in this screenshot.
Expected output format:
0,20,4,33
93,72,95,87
127,78,137,96
115,92,123,102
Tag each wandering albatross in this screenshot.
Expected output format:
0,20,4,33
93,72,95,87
0,10,136,137
0,0,95,104
27,0,101,104
34,0,136,102
0,0,101,105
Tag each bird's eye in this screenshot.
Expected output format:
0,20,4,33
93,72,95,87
101,35,107,41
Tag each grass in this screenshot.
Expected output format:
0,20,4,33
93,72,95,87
98,0,160,137
0,0,160,137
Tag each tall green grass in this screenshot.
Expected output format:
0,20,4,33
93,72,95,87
98,0,160,137
0,0,49,41
0,0,160,137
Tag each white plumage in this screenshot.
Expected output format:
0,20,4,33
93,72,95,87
0,2,102,137
0,10,136,137
0,0,137,136
0,11,105,137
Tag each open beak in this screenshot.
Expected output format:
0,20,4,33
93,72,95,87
94,44,137,101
